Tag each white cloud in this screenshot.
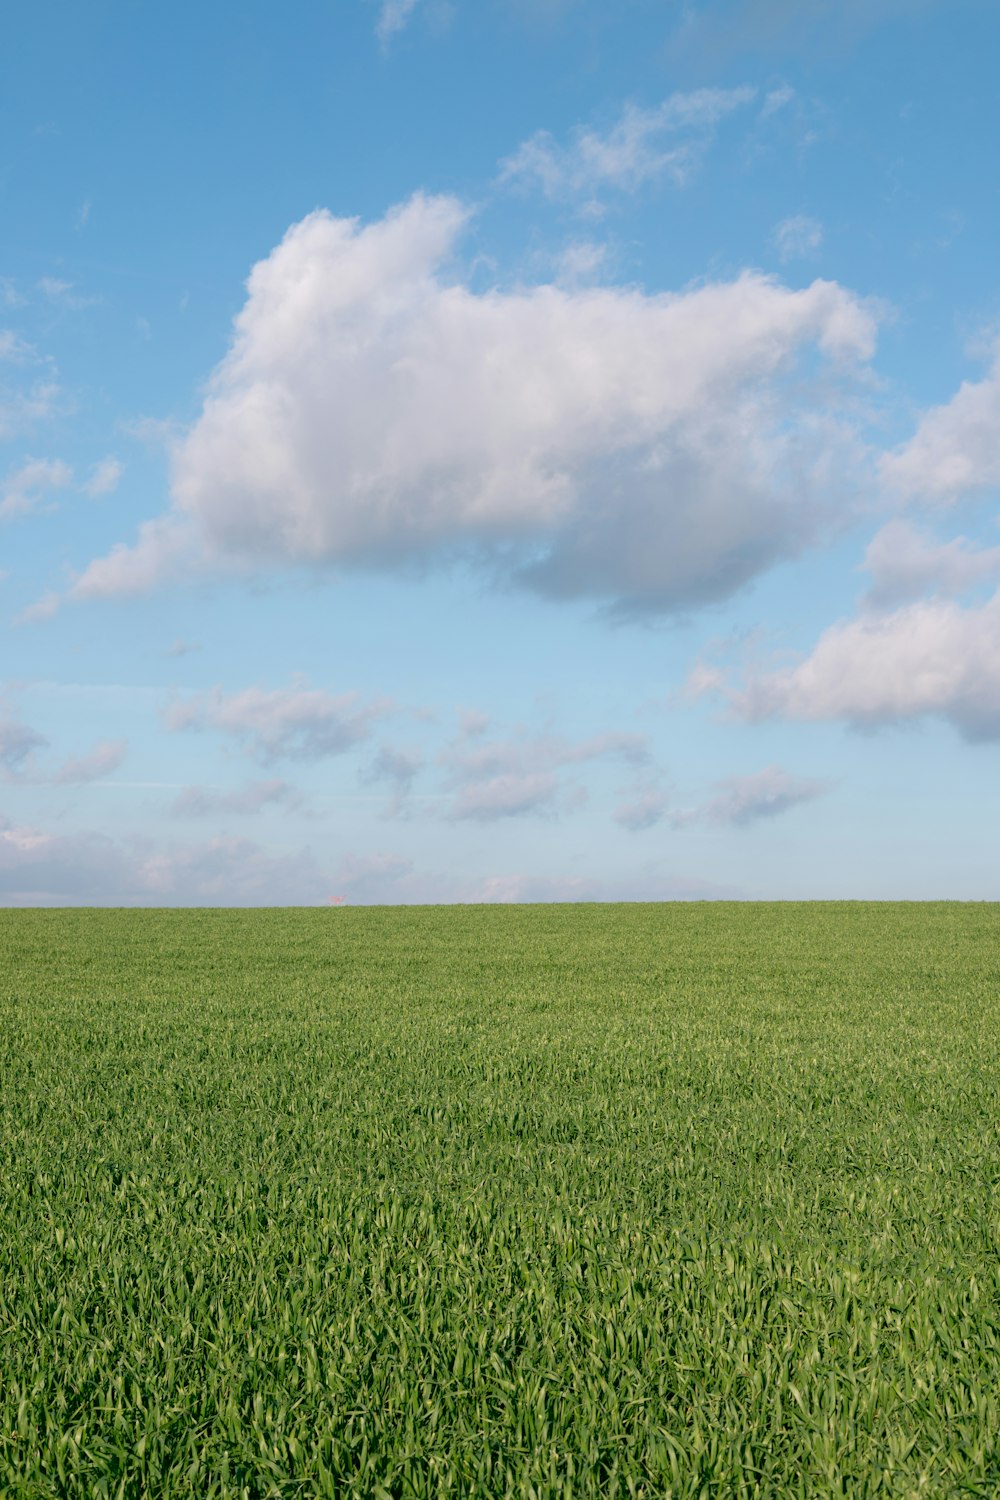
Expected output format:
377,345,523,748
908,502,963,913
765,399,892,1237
0,331,35,362
862,519,1000,609
614,763,829,830
376,0,420,42
702,590,1000,741
0,722,124,785
450,771,561,821
365,744,423,789
442,729,648,821
674,765,832,826
0,805,741,907
773,213,823,261
15,591,60,625
613,783,669,831
73,516,195,599
466,869,739,903
0,717,47,772
0,813,331,906
170,779,299,817
1,457,71,519
71,194,879,617
458,709,490,739
84,456,123,497
332,850,415,901
0,320,60,439
761,84,796,116
37,277,97,311
670,0,941,61
362,744,423,816
0,380,59,440
882,349,1000,504
500,88,757,201
167,680,391,762
444,730,648,778
553,241,609,285
328,850,739,904
50,738,126,784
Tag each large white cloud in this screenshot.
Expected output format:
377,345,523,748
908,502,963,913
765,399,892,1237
71,193,879,615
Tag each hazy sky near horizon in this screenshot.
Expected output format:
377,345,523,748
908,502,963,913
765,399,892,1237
2,0,999,904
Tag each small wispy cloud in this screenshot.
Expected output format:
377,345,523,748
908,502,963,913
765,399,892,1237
458,709,490,739
674,765,833,828
761,84,796,117
362,744,424,817
376,0,420,44
0,380,60,442
38,277,71,300
170,778,300,818
1,457,72,520
553,241,609,285
167,680,392,762
84,456,123,498
441,729,649,822
500,87,757,204
50,739,127,785
0,716,125,786
0,716,48,774
613,783,669,832
773,213,821,262
37,278,98,310
773,213,824,261
0,331,35,363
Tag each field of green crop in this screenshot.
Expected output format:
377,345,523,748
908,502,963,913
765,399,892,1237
1,903,999,1497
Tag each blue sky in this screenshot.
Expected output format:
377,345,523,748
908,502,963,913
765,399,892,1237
2,0,999,904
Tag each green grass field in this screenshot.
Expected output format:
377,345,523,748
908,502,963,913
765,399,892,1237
1,903,999,1497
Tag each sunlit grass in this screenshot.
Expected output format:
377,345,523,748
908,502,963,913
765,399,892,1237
1,903,999,1496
